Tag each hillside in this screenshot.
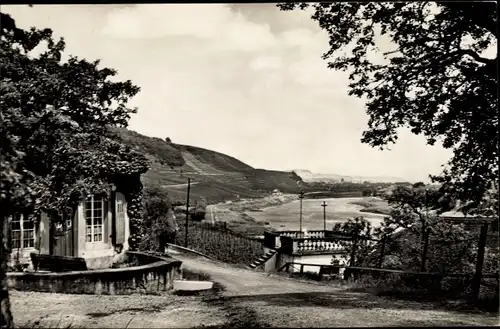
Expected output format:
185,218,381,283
110,128,302,203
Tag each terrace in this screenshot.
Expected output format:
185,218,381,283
264,230,376,256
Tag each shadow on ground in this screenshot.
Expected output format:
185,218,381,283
226,290,499,316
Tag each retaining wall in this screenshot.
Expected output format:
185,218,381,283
7,251,182,295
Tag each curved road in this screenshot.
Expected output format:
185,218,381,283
171,251,498,327
172,251,339,297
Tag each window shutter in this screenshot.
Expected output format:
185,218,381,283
116,198,126,245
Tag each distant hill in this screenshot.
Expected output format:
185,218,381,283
110,128,303,203
293,169,407,184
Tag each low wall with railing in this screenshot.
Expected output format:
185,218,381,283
279,230,327,239
263,230,362,252
7,251,182,295
279,235,375,256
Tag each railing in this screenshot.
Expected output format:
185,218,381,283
263,230,342,249
278,230,327,239
278,234,377,255
279,261,500,282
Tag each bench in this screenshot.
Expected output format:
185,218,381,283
30,253,88,272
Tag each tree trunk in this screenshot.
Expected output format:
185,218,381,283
1,215,14,328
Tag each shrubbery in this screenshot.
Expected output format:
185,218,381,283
332,183,499,307
175,223,263,265
139,186,173,252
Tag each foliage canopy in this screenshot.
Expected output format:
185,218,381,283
1,12,148,218
278,2,498,206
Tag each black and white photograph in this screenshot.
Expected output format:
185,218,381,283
0,2,498,328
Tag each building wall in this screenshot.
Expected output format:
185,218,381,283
76,197,115,268
119,192,131,252
263,246,278,273
276,253,295,273
294,254,335,273
275,252,350,274
9,191,131,271
8,213,50,269
79,192,130,269
38,213,51,254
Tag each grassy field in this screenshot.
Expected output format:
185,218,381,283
211,196,390,234
348,197,392,215
205,194,299,235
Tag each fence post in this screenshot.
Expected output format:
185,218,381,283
420,228,430,272
350,233,358,267
378,235,386,269
470,222,489,302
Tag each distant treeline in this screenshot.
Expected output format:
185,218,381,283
302,181,411,198
305,191,363,199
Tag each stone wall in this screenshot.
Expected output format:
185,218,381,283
7,251,182,295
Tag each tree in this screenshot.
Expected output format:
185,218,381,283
1,11,149,215
332,216,373,266
373,184,464,271
0,124,22,329
278,2,498,206
1,12,148,327
191,197,207,221
384,185,454,234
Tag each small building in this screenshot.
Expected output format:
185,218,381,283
8,187,130,270
272,189,283,197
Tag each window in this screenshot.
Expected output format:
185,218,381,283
11,214,35,249
85,195,104,242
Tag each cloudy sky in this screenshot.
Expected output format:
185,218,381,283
3,4,453,182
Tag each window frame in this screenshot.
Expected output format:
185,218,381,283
84,195,105,243
11,213,36,251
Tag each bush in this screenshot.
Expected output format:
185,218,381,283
140,186,173,252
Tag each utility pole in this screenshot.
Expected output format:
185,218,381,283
421,188,429,272
185,178,191,248
321,201,328,231
299,191,304,232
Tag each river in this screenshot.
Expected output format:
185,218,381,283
245,197,389,231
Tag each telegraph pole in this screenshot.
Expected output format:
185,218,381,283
185,178,191,248
421,188,429,272
321,201,328,231
299,191,305,232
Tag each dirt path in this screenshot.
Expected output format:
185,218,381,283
9,251,499,328
172,252,499,327
173,251,339,297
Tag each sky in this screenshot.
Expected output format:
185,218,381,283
2,4,455,182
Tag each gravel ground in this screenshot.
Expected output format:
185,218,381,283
9,251,499,328
10,290,228,328
175,252,500,327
